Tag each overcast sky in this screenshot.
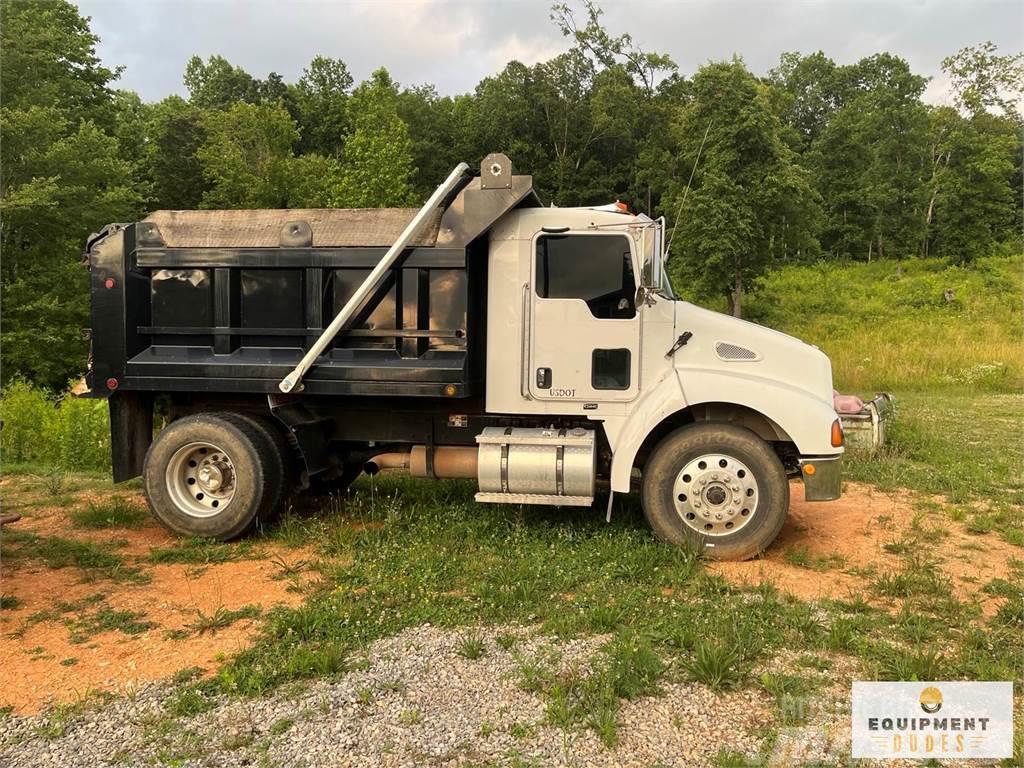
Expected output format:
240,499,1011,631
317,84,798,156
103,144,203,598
78,0,1023,106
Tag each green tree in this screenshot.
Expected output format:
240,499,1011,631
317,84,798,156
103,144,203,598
551,0,675,94
108,90,154,197
810,54,930,259
398,85,464,198
184,54,261,109
924,107,1017,261
293,56,352,157
457,61,548,192
335,69,417,207
533,48,601,203
0,1,143,387
667,59,819,316
768,51,852,148
0,0,119,125
942,42,1024,121
147,96,209,209
940,42,1023,247
285,154,344,207
198,102,299,208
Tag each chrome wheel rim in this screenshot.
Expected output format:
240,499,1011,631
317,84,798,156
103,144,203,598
165,441,236,518
672,453,759,536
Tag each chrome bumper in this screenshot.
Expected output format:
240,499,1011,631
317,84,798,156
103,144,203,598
799,455,842,501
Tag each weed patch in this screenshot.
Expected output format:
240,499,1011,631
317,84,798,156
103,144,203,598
185,605,261,635
71,496,148,529
67,606,155,643
0,595,23,610
457,630,487,660
147,537,254,565
3,530,148,583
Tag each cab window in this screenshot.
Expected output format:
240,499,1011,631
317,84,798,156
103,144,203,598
535,234,636,319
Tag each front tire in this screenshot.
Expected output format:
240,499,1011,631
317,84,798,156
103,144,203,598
641,423,789,560
143,413,277,540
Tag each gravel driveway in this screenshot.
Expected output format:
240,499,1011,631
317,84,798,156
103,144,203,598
1,625,775,768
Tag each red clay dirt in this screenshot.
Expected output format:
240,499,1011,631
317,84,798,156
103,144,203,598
1,487,314,715
712,481,1017,614
0,480,1017,715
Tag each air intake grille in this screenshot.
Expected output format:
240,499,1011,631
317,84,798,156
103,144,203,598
716,341,758,361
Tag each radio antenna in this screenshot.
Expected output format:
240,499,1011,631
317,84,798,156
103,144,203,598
664,119,712,259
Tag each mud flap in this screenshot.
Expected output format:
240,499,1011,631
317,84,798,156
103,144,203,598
109,391,154,483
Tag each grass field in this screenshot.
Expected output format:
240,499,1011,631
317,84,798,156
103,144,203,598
746,253,1023,393
846,391,1024,543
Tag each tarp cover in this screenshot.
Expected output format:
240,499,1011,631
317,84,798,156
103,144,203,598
143,208,442,248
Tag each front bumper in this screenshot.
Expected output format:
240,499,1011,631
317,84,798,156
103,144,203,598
799,455,842,501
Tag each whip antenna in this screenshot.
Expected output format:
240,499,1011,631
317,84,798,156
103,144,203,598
664,119,712,258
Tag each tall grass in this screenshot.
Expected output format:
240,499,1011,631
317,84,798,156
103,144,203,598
0,379,110,471
741,253,1023,393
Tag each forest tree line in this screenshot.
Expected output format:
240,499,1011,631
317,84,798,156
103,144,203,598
2,0,1021,389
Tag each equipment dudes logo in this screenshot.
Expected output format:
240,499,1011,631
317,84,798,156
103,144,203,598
851,681,1013,759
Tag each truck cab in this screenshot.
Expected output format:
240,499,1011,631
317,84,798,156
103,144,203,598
85,153,843,560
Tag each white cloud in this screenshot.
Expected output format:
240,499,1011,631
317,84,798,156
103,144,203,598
485,34,567,71
923,71,956,108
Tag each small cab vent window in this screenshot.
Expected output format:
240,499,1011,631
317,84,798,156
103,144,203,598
536,234,636,319
715,341,758,361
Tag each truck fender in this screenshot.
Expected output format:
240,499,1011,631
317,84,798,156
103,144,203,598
608,369,840,493
606,371,687,493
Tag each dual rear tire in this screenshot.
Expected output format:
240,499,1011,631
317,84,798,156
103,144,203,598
143,413,288,540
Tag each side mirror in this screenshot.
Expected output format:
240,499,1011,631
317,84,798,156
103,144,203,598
635,286,656,308
638,215,666,291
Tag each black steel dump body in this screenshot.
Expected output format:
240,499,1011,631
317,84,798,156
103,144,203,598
86,157,537,402
87,207,485,399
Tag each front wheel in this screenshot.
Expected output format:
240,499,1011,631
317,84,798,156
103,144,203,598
641,423,789,560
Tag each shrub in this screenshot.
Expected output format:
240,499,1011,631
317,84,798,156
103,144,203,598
52,392,110,471
0,379,109,471
0,379,54,464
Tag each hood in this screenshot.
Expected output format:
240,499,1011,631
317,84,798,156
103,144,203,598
672,301,834,405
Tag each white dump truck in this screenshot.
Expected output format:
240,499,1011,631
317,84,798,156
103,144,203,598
85,154,845,560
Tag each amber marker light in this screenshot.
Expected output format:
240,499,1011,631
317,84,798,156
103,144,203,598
830,418,844,447
803,463,816,476
444,384,457,397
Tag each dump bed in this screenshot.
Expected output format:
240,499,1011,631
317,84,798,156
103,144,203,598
85,154,538,401
85,205,486,398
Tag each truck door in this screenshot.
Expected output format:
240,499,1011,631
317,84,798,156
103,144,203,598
529,231,641,403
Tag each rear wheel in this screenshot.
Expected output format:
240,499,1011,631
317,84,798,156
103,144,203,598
143,413,277,540
641,423,788,560
223,412,292,520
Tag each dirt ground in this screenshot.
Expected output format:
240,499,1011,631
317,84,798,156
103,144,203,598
0,478,1017,715
0,483,314,715
711,482,1019,613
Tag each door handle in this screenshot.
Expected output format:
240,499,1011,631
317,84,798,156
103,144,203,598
536,367,551,389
